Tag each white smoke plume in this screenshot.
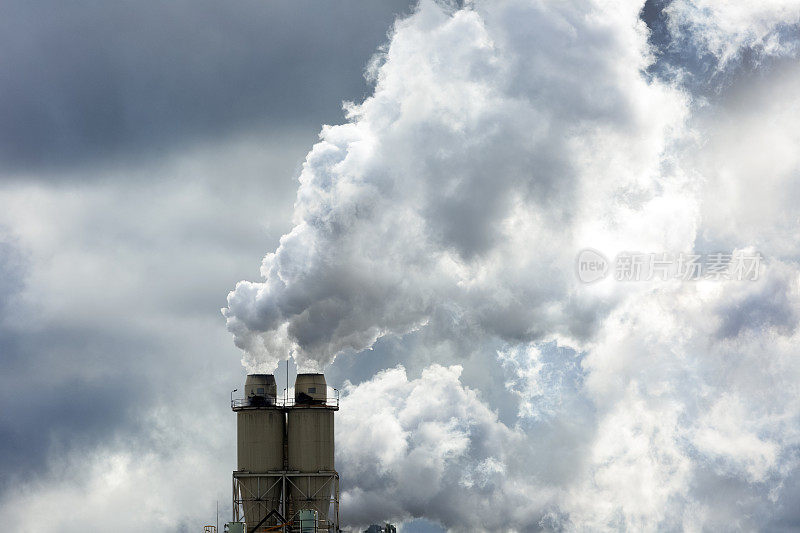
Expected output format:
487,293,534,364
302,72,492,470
223,0,800,529
335,265,800,531
224,0,691,372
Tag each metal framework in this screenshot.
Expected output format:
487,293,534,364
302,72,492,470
232,471,340,533
231,391,339,410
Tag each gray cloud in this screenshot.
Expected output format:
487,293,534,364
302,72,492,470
0,0,413,174
0,134,326,529
715,264,798,338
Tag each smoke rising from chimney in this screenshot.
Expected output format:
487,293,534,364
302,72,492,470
222,0,692,373
220,0,800,529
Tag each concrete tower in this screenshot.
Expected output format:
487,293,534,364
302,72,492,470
287,374,336,528
235,375,284,531
231,372,339,533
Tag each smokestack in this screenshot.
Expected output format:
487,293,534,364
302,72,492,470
287,374,336,524
235,375,283,531
231,372,339,532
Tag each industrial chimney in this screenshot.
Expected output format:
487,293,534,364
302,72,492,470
287,374,336,524
236,375,283,530
230,372,339,533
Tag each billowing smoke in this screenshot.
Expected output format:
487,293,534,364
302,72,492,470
223,0,800,529
224,0,691,372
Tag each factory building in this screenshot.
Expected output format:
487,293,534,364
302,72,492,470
228,373,339,533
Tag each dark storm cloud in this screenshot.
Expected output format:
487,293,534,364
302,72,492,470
0,275,155,490
0,352,144,489
0,0,413,173
0,241,24,310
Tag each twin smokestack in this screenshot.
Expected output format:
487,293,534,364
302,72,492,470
231,373,339,532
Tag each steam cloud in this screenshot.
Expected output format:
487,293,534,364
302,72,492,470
223,0,800,529
224,0,692,372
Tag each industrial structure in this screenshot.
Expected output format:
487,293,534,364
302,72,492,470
365,525,396,533
229,373,339,533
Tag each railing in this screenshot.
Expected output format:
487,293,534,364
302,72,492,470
231,388,339,410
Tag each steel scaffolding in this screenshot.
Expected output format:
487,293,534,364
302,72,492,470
232,470,340,533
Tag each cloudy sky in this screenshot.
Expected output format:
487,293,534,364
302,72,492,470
3,0,800,531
